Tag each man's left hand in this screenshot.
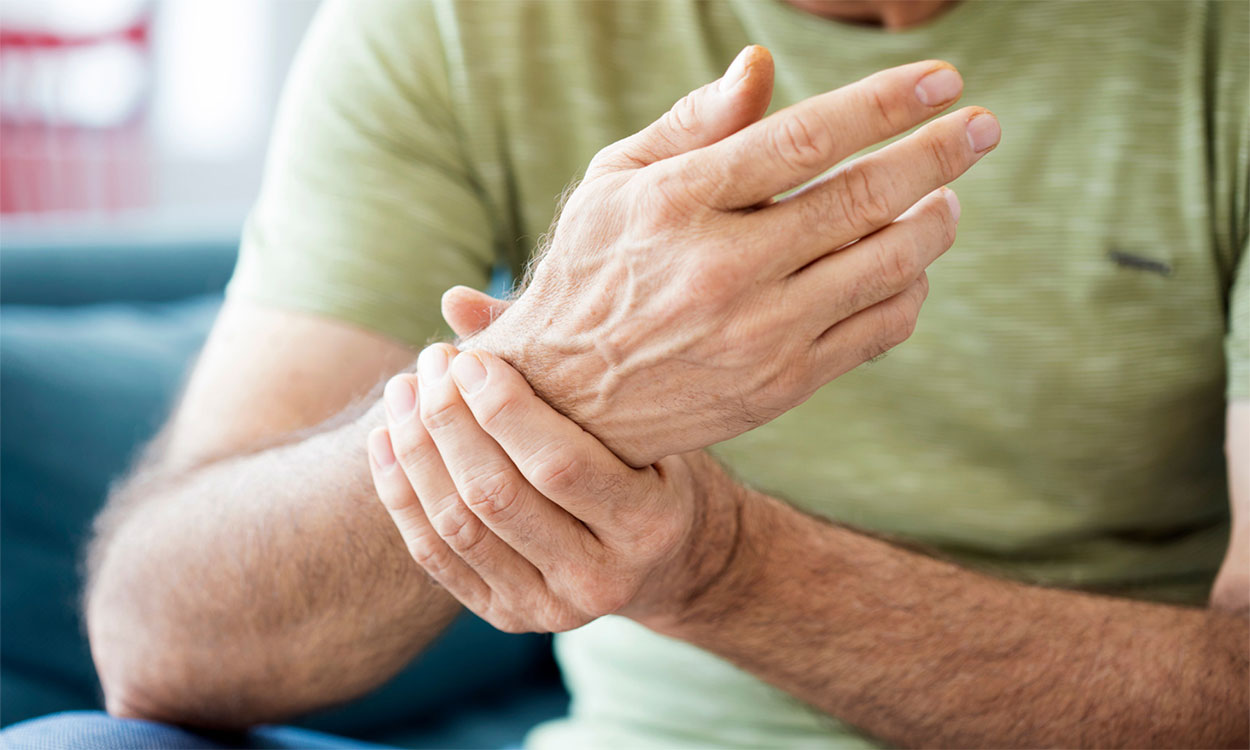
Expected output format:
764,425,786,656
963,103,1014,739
367,342,743,632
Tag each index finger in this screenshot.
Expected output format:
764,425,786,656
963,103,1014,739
672,59,965,210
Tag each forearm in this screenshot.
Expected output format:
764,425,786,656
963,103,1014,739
653,490,1250,748
86,400,459,728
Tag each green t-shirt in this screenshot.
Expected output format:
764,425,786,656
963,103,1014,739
229,1,1249,746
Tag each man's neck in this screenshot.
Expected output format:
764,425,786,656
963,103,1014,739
784,0,957,31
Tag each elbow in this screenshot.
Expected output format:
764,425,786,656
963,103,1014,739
90,626,258,730
86,564,256,730
86,586,195,727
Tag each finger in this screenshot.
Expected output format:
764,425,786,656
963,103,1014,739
447,348,655,540
809,272,930,381
418,351,597,573
789,187,958,333
367,425,487,612
441,286,511,339
385,365,545,608
585,45,774,179
673,60,966,210
757,107,997,271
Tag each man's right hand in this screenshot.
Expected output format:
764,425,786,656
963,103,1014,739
460,46,1000,468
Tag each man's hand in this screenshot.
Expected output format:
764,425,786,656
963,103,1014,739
368,343,741,631
369,344,1249,749
463,46,1000,467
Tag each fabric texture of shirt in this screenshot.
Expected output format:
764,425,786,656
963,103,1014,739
228,1,1249,746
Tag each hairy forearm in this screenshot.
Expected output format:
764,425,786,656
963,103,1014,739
654,491,1249,748
85,400,458,728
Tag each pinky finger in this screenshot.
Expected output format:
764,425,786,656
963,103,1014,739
368,426,492,613
811,272,929,376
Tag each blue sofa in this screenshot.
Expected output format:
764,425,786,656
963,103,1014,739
0,238,568,748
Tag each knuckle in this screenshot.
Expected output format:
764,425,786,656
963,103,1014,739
641,165,698,217
587,143,628,174
484,608,529,634
567,570,633,618
459,468,524,522
529,445,586,494
667,91,700,137
409,540,452,578
885,243,921,289
430,503,490,558
866,87,903,131
774,114,830,173
583,584,633,619
419,397,461,433
926,136,962,181
537,597,589,632
472,382,526,436
884,300,919,345
686,256,738,301
838,163,894,229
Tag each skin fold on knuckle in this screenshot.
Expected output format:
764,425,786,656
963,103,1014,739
924,133,963,183
837,163,894,230
865,84,904,132
471,382,525,437
774,113,830,174
528,444,586,495
408,538,452,578
418,396,463,433
430,502,490,559
666,90,702,139
459,468,525,524
875,240,921,297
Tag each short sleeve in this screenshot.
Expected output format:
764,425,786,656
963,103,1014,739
1209,0,1250,399
227,0,495,348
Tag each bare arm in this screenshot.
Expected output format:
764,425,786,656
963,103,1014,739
85,300,460,727
369,349,1249,749
654,403,1250,748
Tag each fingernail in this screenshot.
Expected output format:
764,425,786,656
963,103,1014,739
417,346,449,383
719,46,752,93
966,113,1001,153
383,377,416,422
369,428,395,469
451,352,488,394
943,188,961,222
914,67,962,106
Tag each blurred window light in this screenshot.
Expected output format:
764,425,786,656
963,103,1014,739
151,0,269,160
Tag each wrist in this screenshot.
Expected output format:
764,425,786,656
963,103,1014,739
633,456,776,634
467,306,655,465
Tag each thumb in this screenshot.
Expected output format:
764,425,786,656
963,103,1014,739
588,45,774,178
442,286,511,338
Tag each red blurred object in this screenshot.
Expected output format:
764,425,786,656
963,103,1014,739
0,20,149,49
0,11,153,216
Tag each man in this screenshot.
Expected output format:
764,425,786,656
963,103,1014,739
5,0,1246,748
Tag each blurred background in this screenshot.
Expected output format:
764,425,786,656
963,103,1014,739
0,1,567,746
1,0,312,239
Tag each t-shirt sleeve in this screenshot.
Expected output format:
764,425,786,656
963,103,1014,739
227,0,495,348
1211,0,1250,400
